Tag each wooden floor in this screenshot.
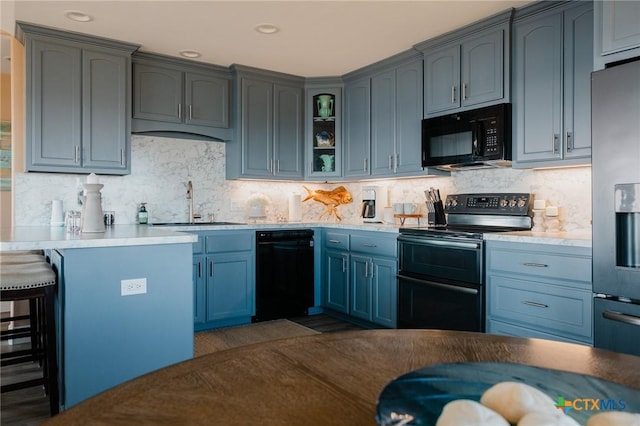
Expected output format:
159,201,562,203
0,313,361,425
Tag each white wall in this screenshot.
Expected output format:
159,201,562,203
14,135,592,231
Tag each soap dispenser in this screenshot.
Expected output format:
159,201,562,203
138,203,148,224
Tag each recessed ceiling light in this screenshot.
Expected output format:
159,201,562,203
255,23,280,35
179,50,202,59
64,10,93,22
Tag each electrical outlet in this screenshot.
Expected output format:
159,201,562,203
121,278,147,296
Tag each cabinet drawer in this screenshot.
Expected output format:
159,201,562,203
487,319,591,345
350,233,397,258
205,232,253,253
325,232,350,250
488,275,592,340
487,247,591,284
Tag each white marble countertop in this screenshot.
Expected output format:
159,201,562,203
1,222,593,251
483,230,592,248
0,225,198,251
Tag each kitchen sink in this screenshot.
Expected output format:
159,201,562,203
151,222,246,226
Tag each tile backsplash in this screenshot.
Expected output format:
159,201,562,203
14,135,592,231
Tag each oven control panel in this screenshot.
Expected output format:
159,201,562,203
445,193,532,215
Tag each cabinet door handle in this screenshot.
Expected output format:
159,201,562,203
198,262,202,278
523,262,548,268
328,239,342,244
566,132,573,153
74,145,80,163
522,300,549,308
603,310,640,326
342,257,347,273
394,154,399,172
389,155,393,170
178,103,182,119
369,261,374,279
209,261,213,277
364,261,369,277
451,85,456,103
553,134,560,154
276,160,280,174
362,243,377,248
120,149,125,166
462,83,467,100
189,105,193,120
363,158,369,173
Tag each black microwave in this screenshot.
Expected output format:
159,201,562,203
421,103,512,170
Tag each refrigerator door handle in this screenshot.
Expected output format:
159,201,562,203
603,310,640,326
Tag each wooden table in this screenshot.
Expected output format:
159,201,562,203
44,330,640,425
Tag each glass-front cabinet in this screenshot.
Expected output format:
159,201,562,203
305,85,342,179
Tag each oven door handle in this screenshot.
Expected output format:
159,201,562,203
398,236,481,250
602,310,640,327
398,275,479,295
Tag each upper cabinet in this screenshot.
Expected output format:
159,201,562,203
343,51,448,180
343,75,372,179
132,52,231,141
512,1,593,168
594,0,640,70
415,10,512,118
17,22,139,175
370,55,425,177
305,80,342,179
227,65,304,180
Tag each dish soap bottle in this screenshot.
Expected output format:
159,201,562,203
138,203,148,224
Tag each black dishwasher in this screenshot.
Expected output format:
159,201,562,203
254,229,315,322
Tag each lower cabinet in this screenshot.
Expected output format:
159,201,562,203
322,230,398,328
485,240,593,345
193,230,255,331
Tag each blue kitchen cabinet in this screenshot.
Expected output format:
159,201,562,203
193,230,255,331
485,240,593,345
343,76,372,179
227,66,304,180
51,243,194,408
350,232,398,328
132,52,231,140
322,229,397,328
371,54,424,177
416,10,511,117
323,232,350,314
305,83,343,179
18,22,138,175
594,0,640,70
192,234,206,324
513,1,593,167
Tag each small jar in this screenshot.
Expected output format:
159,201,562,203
65,211,81,233
104,211,115,226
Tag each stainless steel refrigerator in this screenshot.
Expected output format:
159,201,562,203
592,58,640,356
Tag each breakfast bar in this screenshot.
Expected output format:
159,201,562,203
1,225,198,408
40,329,640,425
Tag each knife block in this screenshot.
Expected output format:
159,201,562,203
426,200,447,227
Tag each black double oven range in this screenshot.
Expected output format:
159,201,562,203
397,193,533,332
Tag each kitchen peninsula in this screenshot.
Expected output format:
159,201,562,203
0,225,197,409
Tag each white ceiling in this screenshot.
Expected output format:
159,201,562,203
5,0,532,77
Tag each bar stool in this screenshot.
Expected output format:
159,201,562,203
1,258,59,416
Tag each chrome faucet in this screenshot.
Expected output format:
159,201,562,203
186,181,201,223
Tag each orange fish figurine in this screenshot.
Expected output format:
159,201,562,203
302,185,353,221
